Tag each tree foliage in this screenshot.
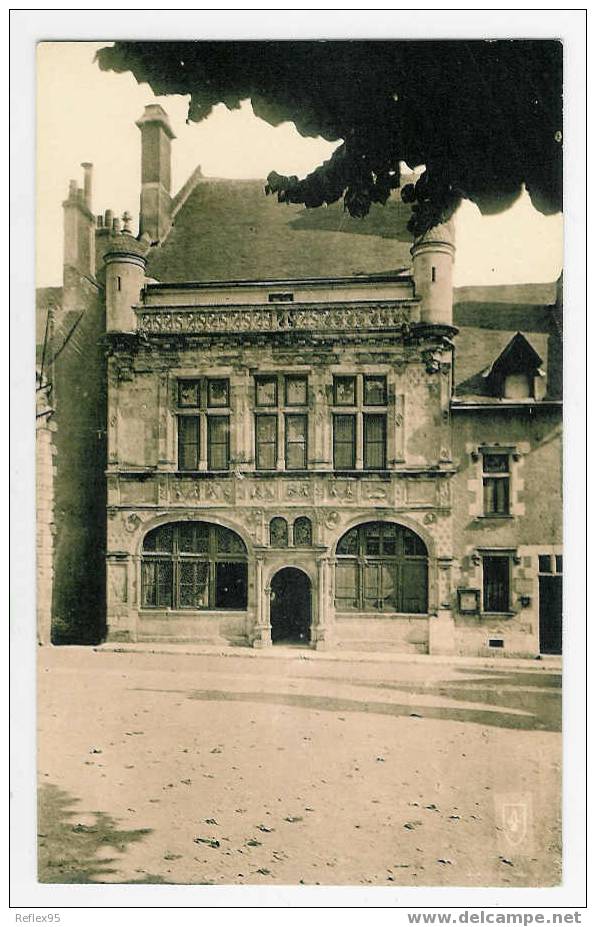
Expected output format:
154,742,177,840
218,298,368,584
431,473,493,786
97,40,562,236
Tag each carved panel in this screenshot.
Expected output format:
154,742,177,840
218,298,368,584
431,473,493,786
437,478,451,508
120,481,156,505
283,481,313,502
249,482,278,502
405,479,436,505
108,562,128,604
204,480,234,504
327,480,356,503
171,479,201,503
361,481,391,503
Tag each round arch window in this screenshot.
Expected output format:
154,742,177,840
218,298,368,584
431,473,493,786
335,521,428,614
141,522,248,610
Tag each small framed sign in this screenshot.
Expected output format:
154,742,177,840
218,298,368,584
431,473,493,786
458,588,480,615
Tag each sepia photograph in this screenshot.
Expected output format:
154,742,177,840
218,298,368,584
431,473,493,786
10,9,587,912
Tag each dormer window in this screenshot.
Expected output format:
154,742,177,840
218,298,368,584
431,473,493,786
503,372,532,399
483,332,543,399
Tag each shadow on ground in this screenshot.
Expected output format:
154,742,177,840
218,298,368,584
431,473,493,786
37,784,160,883
284,668,562,732
136,669,561,732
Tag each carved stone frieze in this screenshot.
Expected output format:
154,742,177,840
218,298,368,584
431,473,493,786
204,481,233,503
138,303,413,335
328,480,356,502
172,479,201,502
249,482,277,502
282,481,311,501
361,481,391,503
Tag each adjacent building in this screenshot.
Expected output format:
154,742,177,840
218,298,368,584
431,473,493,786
37,104,563,656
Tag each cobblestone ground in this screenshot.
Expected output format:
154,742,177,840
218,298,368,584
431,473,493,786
37,647,561,887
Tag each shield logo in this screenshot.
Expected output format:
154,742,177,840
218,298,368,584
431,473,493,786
502,802,528,847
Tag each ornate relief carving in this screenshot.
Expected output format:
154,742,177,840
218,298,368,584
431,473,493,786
244,509,263,533
438,479,451,508
324,510,340,529
362,482,389,502
285,481,311,500
123,513,142,533
250,483,276,501
329,480,355,501
205,481,233,502
138,303,413,335
173,480,200,502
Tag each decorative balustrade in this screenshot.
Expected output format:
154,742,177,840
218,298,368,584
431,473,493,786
136,302,416,335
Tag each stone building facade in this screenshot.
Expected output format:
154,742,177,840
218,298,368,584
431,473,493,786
37,104,563,656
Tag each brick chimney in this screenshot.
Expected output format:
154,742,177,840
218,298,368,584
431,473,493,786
136,104,175,244
62,163,96,283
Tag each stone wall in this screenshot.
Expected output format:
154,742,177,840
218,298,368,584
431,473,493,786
51,271,107,643
450,406,562,656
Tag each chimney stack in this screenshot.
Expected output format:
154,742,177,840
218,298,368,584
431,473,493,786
81,162,93,210
62,165,96,284
136,104,175,244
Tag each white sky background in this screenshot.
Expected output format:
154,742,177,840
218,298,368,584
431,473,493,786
37,42,563,289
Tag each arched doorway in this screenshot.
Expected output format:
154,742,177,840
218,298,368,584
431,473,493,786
270,568,312,645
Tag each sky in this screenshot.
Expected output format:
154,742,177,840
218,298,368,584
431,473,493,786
37,41,563,290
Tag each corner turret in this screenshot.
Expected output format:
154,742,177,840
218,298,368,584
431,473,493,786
411,219,456,326
104,229,149,332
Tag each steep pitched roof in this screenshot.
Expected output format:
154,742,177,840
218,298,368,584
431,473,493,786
145,177,415,283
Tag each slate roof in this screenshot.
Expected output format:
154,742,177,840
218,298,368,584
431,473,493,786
145,178,415,283
453,282,562,400
38,175,562,402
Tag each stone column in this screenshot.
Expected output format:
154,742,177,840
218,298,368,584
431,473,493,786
231,371,251,469
276,411,286,470
429,556,456,655
394,392,405,462
107,356,119,469
314,557,332,650
252,557,272,647
157,370,170,466
198,415,208,471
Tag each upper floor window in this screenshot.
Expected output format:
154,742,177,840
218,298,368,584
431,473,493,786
482,451,510,516
177,378,230,471
332,374,387,470
255,374,308,471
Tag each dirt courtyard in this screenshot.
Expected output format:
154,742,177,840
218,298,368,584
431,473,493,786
37,646,561,887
